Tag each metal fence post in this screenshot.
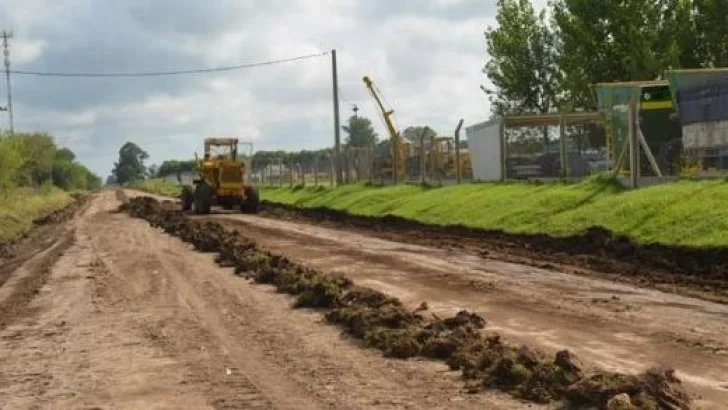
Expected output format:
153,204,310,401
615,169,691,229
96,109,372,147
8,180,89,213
329,154,334,187
455,119,464,184
314,157,319,187
369,143,375,184
628,99,639,188
420,129,426,184
559,114,567,178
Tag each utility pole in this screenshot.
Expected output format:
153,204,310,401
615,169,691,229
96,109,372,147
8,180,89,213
331,49,342,185
2,30,13,134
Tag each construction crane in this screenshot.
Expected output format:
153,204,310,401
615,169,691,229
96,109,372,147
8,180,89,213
362,76,405,183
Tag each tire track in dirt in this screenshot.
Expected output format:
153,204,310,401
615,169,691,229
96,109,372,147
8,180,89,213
121,195,694,410
199,212,728,409
0,196,90,330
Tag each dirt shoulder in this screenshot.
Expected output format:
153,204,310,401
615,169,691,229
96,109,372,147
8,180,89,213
0,190,530,409
203,211,728,409
258,201,728,304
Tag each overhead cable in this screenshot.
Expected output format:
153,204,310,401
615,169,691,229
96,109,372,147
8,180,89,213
10,51,329,78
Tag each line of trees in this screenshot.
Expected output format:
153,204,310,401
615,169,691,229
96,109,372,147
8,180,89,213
0,131,101,194
485,0,728,116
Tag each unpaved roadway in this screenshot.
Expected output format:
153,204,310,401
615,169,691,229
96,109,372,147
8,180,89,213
0,190,530,409
203,209,728,409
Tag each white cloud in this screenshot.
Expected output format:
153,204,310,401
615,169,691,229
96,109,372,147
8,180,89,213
0,0,501,177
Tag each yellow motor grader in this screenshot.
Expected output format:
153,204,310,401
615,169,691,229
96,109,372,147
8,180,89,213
180,137,259,214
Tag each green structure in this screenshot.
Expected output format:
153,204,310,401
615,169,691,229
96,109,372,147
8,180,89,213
595,81,682,176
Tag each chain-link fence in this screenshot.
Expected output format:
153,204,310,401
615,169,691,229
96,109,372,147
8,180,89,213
250,137,474,187
501,114,607,180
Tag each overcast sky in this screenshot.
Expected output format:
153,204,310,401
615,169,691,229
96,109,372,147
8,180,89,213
0,0,548,178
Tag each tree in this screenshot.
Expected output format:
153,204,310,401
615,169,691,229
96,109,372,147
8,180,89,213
693,0,728,67
14,133,57,186
401,126,437,144
105,175,118,186
342,115,378,147
55,147,76,162
484,0,560,116
551,0,700,109
112,142,149,185
0,136,23,193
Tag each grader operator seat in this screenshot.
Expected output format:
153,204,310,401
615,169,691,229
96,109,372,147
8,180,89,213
179,137,259,215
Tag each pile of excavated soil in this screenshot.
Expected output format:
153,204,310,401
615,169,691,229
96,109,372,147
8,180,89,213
120,196,693,410
259,201,728,297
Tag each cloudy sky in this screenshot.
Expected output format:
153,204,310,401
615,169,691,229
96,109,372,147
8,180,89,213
0,0,547,178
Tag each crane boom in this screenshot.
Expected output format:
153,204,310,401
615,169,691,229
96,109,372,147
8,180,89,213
362,76,405,182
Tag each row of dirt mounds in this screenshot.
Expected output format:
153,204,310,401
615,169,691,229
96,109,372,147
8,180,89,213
259,201,728,300
120,194,692,410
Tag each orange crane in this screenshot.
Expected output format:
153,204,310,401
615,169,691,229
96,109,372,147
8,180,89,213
362,76,406,183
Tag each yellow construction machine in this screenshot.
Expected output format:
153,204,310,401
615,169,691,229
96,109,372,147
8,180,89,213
180,137,259,214
363,76,409,182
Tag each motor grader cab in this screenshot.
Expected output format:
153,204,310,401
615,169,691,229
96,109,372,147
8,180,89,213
180,137,259,214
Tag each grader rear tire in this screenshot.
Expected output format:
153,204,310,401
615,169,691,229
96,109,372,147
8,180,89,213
194,183,212,214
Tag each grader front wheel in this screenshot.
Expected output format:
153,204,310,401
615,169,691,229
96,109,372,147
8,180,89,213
194,183,212,214
241,186,260,214
180,185,194,211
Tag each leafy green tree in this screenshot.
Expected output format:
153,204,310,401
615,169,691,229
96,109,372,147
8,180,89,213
342,115,378,147
551,0,702,109
484,0,560,115
0,136,23,193
401,126,437,144
14,133,57,186
693,0,728,67
112,142,149,185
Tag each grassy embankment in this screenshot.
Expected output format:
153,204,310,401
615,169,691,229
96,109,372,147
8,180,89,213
0,188,73,243
260,177,728,248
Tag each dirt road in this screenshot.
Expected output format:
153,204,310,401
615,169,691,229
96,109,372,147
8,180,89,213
0,191,531,409
203,210,728,409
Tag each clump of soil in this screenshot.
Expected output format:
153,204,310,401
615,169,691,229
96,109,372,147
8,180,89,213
120,196,693,410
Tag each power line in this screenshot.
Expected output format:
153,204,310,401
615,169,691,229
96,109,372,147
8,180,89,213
9,51,330,78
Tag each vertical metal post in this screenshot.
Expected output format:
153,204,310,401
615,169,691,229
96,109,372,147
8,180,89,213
628,100,638,188
329,155,334,186
369,143,375,184
429,135,436,182
332,49,342,185
559,114,567,178
392,137,398,185
454,119,464,184
314,156,319,187
419,129,426,184
500,120,507,181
